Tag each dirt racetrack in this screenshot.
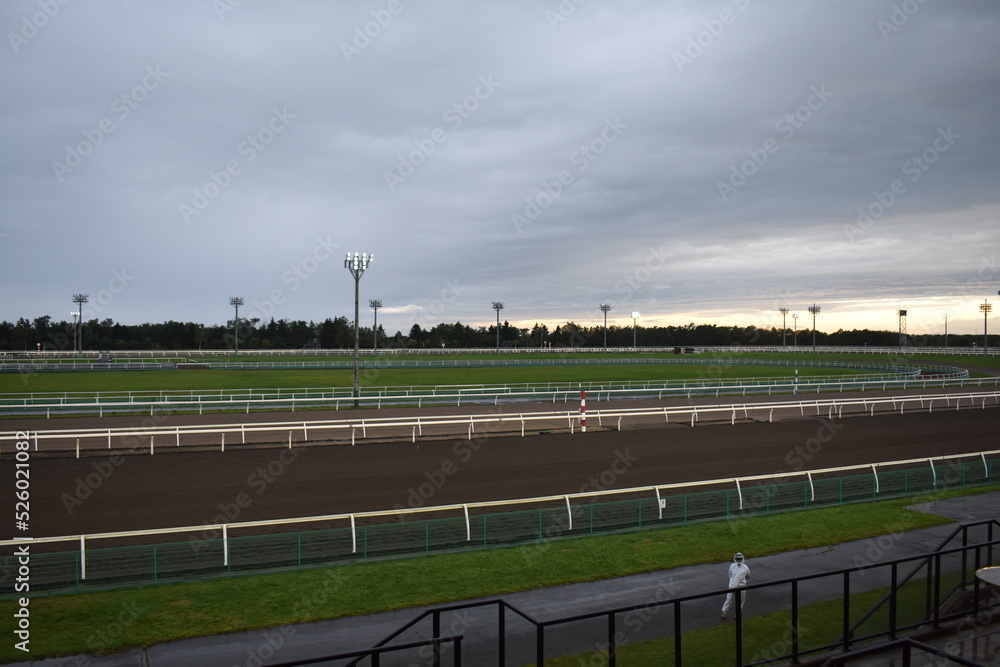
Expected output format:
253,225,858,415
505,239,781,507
5,407,997,539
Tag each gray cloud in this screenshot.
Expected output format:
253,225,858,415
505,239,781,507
1,0,998,337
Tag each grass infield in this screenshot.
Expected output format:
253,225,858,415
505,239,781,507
2,485,997,662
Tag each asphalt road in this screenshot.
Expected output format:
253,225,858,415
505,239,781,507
5,406,997,539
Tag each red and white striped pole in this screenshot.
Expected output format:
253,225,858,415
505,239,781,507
580,389,587,432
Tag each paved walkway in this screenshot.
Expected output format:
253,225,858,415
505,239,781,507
18,492,1000,666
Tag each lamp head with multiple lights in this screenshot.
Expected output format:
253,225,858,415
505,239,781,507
345,252,373,277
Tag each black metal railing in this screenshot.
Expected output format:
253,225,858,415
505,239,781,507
357,521,999,666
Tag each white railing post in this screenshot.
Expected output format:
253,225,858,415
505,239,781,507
222,524,229,566
871,464,879,494
929,458,937,487
735,479,743,511
80,535,86,580
350,514,357,553
463,504,471,542
564,495,572,531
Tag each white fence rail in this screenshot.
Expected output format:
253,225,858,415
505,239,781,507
2,449,997,580
4,375,997,420
4,390,999,455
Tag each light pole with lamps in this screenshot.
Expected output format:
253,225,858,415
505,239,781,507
631,311,640,348
943,312,949,348
369,299,382,352
981,300,992,354
72,294,89,352
599,304,612,350
345,252,373,407
492,301,504,351
808,304,821,352
792,313,799,347
779,307,789,347
229,297,243,353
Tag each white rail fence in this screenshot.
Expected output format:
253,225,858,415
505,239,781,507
4,376,998,419
1,449,997,580
3,391,998,456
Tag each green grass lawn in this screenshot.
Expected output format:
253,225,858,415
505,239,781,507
1,363,857,395
2,486,994,663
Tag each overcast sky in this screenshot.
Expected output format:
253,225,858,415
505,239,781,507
2,1,998,338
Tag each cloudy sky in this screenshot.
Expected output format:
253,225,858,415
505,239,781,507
2,1,998,338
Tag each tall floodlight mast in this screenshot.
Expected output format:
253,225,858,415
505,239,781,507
981,300,993,354
808,304,821,352
345,252,373,407
779,307,789,347
72,294,89,352
492,301,504,351
369,299,382,352
229,297,243,353
599,304,612,350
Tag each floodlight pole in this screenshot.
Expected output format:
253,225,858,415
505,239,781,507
492,302,504,351
345,252,374,408
779,308,789,347
808,304,821,352
631,311,640,348
599,304,612,350
981,300,992,354
72,294,89,353
229,297,243,353
369,299,382,352
897,309,907,347
792,313,799,348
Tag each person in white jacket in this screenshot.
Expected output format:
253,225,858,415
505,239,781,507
721,552,750,619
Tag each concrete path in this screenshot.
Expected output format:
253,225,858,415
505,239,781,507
16,491,1000,666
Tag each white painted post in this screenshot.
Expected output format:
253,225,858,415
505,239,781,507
735,479,743,511
350,514,357,553
80,535,86,580
655,487,663,520
806,471,815,502
241,424,246,444
564,495,572,531
288,431,292,449
76,439,80,459
872,464,879,494
150,435,154,456
221,432,225,452
929,458,937,487
463,504,471,542
222,524,229,566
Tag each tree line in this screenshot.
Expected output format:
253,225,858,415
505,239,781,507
0,316,979,351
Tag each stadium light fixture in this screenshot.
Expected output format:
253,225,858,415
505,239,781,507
345,252,373,407
599,304,612,350
779,307,789,347
631,311,640,348
981,300,992,354
229,297,244,353
72,294,89,353
492,301,504,351
808,304,821,352
369,299,382,352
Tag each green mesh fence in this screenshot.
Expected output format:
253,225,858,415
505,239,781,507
3,459,995,597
